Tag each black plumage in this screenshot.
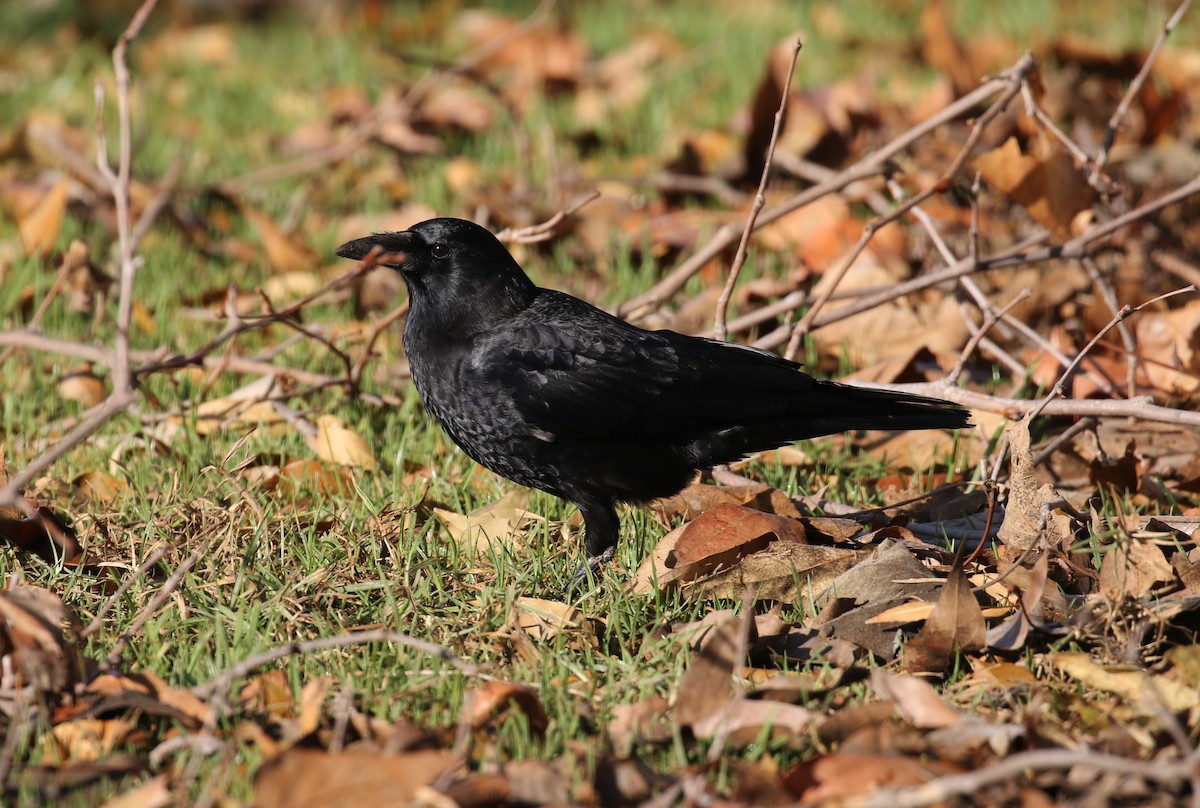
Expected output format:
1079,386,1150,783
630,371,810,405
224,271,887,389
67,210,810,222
337,218,970,577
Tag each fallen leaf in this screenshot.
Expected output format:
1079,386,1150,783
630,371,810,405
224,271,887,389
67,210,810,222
307,414,378,470
253,747,456,808
904,564,986,674
18,176,69,256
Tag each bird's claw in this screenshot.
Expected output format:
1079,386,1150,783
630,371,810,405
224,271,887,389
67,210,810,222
564,546,615,599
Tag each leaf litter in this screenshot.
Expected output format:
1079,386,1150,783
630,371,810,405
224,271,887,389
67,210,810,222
4,1,1200,806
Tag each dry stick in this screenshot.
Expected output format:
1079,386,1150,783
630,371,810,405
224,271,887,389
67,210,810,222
191,629,480,700
1095,0,1196,176
1019,79,1107,192
1027,285,1196,421
714,39,802,341
883,177,1031,384
783,67,1027,360
1031,416,1097,466
946,290,1032,386
1153,250,1200,288
80,544,170,638
1082,255,1140,397
495,190,601,245
863,747,1199,808
104,534,217,667
94,0,159,395
349,301,409,392
619,53,1039,322
0,390,138,511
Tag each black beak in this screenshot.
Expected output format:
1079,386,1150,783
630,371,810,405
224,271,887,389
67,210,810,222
335,231,415,268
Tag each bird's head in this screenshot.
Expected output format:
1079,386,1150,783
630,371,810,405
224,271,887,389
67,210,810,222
336,218,537,334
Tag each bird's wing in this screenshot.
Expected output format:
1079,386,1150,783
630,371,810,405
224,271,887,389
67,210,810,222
472,307,682,441
471,292,816,443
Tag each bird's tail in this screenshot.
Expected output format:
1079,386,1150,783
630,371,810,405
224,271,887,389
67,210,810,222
698,380,970,465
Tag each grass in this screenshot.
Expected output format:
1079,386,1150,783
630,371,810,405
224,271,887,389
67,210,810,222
1,1,1194,805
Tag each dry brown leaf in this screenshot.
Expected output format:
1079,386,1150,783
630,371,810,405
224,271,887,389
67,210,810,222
0,584,83,695
690,698,814,746
920,0,979,96
674,614,742,729
253,747,456,808
42,718,137,764
307,414,378,470
432,490,540,559
608,696,673,755
239,670,295,719
72,470,128,506
278,459,353,496
467,680,548,735
784,751,962,803
904,564,986,674
87,671,215,728
19,176,69,257
1048,652,1200,713
689,542,866,607
57,366,106,407
239,202,318,273
100,774,171,808
975,136,1094,239
1098,538,1175,601
873,671,962,729
509,597,589,642
669,502,810,570
298,677,334,739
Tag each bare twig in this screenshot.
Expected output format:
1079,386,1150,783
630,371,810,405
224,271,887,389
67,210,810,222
494,191,601,245
105,533,217,667
80,544,170,638
1028,285,1196,420
946,290,1032,386
94,0,159,395
191,629,480,699
864,747,1200,808
1094,0,1196,174
714,39,802,341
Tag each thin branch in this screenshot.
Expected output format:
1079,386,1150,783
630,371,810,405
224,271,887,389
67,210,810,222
1094,0,1196,174
864,747,1199,808
714,39,802,341
1028,285,1196,420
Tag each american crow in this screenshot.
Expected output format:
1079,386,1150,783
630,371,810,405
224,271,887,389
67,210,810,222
337,218,970,582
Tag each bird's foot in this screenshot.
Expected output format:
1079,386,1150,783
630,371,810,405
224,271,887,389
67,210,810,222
564,547,615,599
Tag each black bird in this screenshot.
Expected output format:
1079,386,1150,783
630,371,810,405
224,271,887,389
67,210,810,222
337,218,970,581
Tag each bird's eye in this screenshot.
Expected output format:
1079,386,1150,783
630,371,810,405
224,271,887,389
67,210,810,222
431,242,450,260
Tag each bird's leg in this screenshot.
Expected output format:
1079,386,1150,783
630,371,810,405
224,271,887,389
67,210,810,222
564,500,620,598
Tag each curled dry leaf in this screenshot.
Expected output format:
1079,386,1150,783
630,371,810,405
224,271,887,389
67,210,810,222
57,366,105,407
509,597,590,643
307,414,378,470
238,200,318,274
252,747,456,808
1098,538,1176,601
1048,652,1200,714
466,680,549,735
18,176,69,257
72,470,128,506
975,135,1094,239
903,564,986,675
0,584,84,695
432,490,540,559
